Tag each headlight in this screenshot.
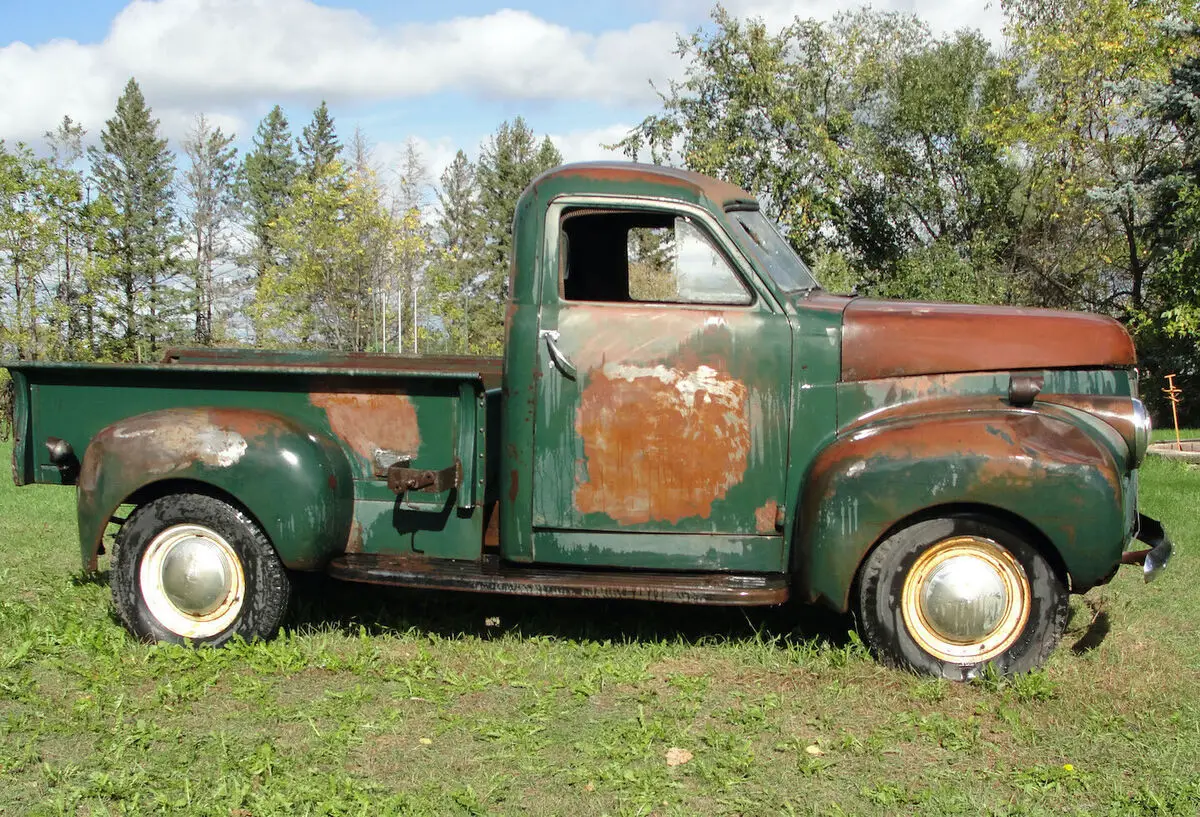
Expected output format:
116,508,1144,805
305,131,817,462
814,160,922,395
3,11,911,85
1131,398,1151,467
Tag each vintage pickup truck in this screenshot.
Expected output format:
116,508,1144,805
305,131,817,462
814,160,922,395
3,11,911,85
4,162,1172,679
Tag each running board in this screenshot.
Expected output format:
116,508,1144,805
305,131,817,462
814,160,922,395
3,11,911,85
327,553,789,606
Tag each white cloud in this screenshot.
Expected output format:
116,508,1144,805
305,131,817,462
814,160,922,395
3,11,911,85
663,0,1005,43
549,124,634,164
0,0,683,143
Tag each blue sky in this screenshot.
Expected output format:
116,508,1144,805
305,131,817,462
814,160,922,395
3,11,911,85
0,0,1003,180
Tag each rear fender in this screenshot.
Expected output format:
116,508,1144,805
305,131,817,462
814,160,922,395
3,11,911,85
796,409,1126,610
78,408,354,571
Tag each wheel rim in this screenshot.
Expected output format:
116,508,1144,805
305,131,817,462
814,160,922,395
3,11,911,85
900,535,1031,664
139,524,245,639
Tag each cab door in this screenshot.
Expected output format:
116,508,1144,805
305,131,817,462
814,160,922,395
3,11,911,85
530,199,793,572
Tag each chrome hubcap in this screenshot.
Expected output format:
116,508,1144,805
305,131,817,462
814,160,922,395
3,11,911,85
140,524,245,639
901,536,1031,664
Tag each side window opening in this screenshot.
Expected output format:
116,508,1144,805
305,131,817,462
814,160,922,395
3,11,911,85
561,210,751,306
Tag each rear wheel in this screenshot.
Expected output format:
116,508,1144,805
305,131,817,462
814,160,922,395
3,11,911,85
855,516,1067,679
112,493,290,645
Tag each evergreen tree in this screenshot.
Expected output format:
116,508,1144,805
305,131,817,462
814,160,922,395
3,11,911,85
88,77,179,361
474,118,562,352
241,105,297,297
428,150,485,352
298,101,341,180
181,114,238,345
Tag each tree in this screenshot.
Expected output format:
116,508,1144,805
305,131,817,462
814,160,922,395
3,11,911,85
856,31,1020,303
181,114,238,345
42,116,92,358
428,149,485,352
241,105,298,340
298,101,341,181
1130,23,1200,420
474,118,562,352
392,139,431,353
88,77,180,361
617,8,1020,302
621,9,927,262
257,159,394,351
0,141,55,359
998,0,1195,313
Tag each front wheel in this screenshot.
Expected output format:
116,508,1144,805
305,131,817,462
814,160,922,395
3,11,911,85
112,493,291,645
855,516,1067,679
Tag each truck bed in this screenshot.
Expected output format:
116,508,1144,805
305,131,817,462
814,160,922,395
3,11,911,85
7,349,502,489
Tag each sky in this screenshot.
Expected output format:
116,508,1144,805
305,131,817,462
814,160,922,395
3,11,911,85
0,0,1006,183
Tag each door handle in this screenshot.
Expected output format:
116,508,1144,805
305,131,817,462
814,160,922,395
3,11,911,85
539,329,577,380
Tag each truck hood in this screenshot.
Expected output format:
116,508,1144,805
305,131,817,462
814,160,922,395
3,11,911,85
838,298,1137,382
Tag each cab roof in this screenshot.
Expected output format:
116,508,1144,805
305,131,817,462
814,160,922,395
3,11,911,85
527,162,758,210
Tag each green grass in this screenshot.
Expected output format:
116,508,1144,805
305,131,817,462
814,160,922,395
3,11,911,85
2,447,1199,815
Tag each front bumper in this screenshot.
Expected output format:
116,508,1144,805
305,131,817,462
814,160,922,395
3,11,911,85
1121,514,1175,582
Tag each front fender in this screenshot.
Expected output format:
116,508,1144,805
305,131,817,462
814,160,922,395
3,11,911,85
78,408,354,571
797,408,1126,610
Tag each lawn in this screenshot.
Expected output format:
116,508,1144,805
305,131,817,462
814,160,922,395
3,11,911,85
1,444,1198,815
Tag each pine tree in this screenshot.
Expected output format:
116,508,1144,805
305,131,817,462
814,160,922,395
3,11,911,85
429,150,485,352
88,77,179,361
473,118,562,352
181,114,238,345
241,105,297,301
298,101,341,181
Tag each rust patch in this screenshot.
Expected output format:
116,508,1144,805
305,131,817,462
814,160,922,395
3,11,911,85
574,362,749,524
508,469,519,502
483,500,500,549
755,500,779,534
310,392,420,465
537,162,755,207
78,409,248,494
205,407,276,439
162,347,504,389
842,299,1137,381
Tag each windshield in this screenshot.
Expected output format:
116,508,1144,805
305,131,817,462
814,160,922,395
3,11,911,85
731,210,819,293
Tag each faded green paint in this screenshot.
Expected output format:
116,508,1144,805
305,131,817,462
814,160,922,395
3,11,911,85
798,407,1129,610
2,163,1155,611
532,531,786,572
500,165,770,565
77,408,353,570
7,361,489,570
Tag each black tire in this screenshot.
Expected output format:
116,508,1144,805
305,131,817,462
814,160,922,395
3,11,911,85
112,493,290,646
855,516,1067,680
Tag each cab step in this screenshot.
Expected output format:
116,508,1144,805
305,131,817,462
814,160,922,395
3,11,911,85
326,553,789,606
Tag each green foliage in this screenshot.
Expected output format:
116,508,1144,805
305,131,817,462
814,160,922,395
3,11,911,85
240,105,298,320
620,9,1021,305
474,118,562,353
427,150,487,354
298,100,342,181
87,77,182,362
0,141,56,359
256,159,399,350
